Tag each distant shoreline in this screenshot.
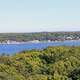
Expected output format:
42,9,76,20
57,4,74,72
0,40,80,44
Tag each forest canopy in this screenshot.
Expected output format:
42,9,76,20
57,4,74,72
0,46,80,80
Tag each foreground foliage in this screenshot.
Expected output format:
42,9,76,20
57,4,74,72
0,46,80,80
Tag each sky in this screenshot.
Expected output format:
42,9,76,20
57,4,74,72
0,0,80,32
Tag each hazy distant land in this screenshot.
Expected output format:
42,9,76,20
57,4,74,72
0,31,80,44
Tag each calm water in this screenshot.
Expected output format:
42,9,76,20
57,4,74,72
0,40,80,55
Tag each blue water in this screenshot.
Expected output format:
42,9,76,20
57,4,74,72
0,40,80,55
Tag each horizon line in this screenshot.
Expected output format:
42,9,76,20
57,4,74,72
0,31,80,33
